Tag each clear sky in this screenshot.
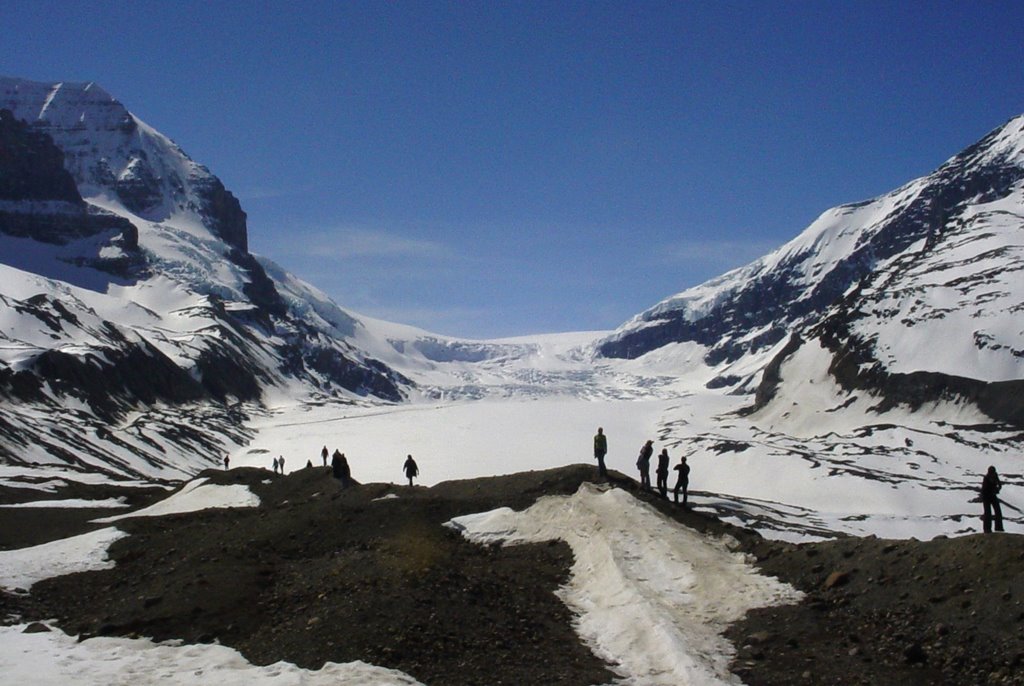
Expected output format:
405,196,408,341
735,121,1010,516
4,1,1024,339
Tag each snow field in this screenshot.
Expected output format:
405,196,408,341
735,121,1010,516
241,397,675,486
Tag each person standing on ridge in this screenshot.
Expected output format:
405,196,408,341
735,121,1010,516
403,454,419,486
656,448,670,498
593,427,608,477
981,465,1004,533
272,457,279,474
223,454,230,470
673,455,690,509
331,449,344,480
332,449,352,487
321,445,329,467
636,440,653,491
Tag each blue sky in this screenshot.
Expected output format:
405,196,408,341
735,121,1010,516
5,1,1024,338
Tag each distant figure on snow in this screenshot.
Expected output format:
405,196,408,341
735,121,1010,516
673,456,690,509
636,440,653,491
321,445,329,467
656,448,670,498
279,456,285,474
403,454,419,486
593,427,608,477
981,465,1004,533
272,457,279,474
223,454,230,470
306,459,313,469
332,449,352,487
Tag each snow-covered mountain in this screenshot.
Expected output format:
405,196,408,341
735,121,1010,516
597,115,1024,427
0,77,424,478
2,73,1022,518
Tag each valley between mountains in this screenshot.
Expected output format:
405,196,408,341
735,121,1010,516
1,75,1023,684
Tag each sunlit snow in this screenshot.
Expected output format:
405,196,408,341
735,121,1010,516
449,483,803,685
92,478,259,523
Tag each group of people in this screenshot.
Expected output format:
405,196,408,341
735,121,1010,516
593,428,691,508
599,428,1015,532
272,456,286,474
317,446,419,488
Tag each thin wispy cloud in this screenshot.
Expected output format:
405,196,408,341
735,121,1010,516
268,227,457,261
656,239,779,272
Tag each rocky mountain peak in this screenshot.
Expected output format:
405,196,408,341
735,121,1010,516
0,76,247,252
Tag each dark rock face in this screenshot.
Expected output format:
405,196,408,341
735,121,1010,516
0,108,81,203
0,107,142,278
302,346,409,402
113,157,163,216
194,174,248,253
226,249,288,319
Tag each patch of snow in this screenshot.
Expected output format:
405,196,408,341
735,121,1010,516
0,527,127,590
448,483,802,685
0,624,423,686
93,478,259,523
0,497,128,509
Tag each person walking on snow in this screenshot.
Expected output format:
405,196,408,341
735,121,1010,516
982,465,1004,533
673,456,690,509
321,445,329,467
403,454,419,486
593,427,608,477
272,457,279,474
656,448,670,498
636,440,654,491
223,454,230,470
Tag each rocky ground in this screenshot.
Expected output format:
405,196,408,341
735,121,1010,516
2,465,1022,685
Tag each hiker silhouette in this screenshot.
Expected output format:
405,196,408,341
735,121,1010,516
593,427,608,477
981,465,1004,533
673,456,690,509
332,450,353,487
403,454,419,486
636,440,653,490
656,448,670,498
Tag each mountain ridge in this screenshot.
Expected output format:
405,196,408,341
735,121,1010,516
597,114,1024,426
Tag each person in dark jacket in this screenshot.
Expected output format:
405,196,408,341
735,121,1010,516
321,445,329,467
636,440,654,490
673,456,690,508
403,454,419,486
655,448,670,498
332,449,352,487
982,465,1004,533
593,427,608,477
